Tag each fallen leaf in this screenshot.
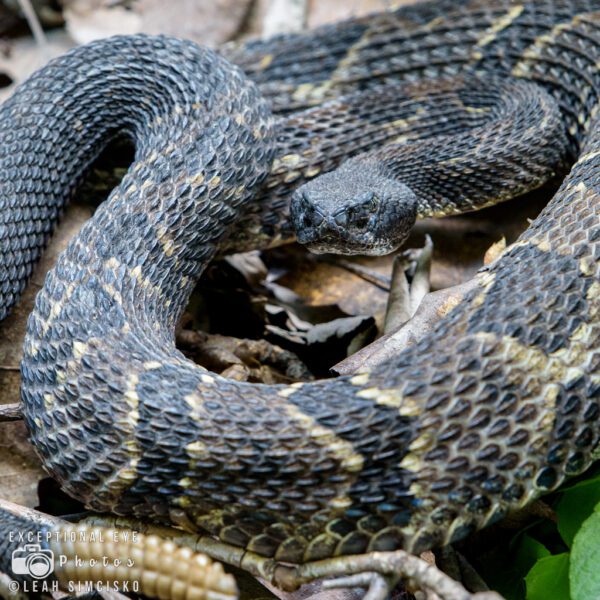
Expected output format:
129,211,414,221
0,29,75,102
62,0,254,45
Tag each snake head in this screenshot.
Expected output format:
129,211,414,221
290,161,418,255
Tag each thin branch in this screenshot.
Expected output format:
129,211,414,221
16,0,47,49
292,550,504,600
320,257,391,290
0,498,62,528
0,403,22,422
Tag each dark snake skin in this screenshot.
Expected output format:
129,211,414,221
1,0,600,594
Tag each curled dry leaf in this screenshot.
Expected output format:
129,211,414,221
332,278,480,376
177,329,313,383
383,235,433,334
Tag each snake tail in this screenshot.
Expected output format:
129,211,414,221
50,523,237,600
0,506,236,600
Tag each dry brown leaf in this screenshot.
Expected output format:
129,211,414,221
269,246,392,331
62,0,254,45
0,29,75,102
307,0,391,27
262,0,307,37
62,0,140,44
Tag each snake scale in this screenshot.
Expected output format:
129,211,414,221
1,0,600,598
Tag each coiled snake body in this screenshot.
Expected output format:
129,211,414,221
1,0,600,597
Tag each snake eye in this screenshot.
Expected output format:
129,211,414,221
359,192,378,213
347,206,369,229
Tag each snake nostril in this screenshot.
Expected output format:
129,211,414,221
354,216,369,229
302,193,315,211
296,193,327,228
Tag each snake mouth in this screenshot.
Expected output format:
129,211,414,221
304,242,399,256
297,224,399,255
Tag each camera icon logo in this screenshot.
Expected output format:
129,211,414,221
11,544,54,579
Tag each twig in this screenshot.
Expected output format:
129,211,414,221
0,403,22,422
292,550,504,600
0,498,61,528
16,0,48,49
320,257,391,290
383,235,433,334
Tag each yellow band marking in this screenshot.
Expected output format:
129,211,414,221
579,150,600,164
284,403,364,473
143,361,162,370
350,373,370,386
99,373,142,496
258,54,273,69
156,223,176,258
477,6,524,48
186,440,211,460
105,257,120,270
187,173,205,186
30,282,76,355
278,382,304,398
72,341,88,360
